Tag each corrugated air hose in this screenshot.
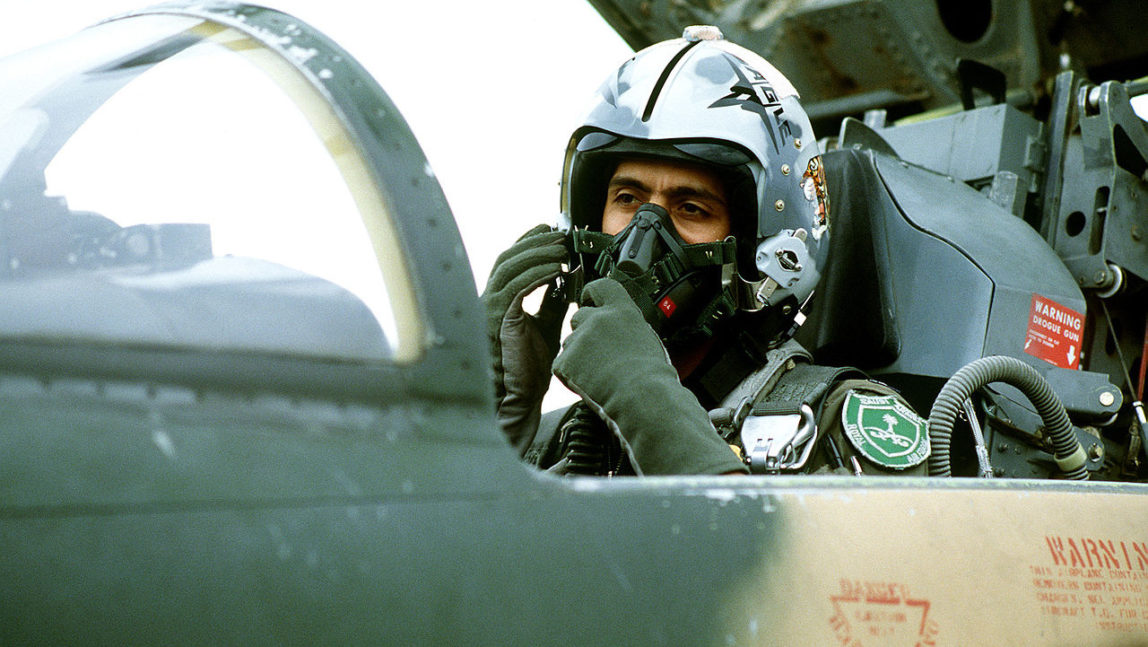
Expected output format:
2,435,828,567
561,402,612,476
927,356,1089,480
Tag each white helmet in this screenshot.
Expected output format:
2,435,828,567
560,26,829,341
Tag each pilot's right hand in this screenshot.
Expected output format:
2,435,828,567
482,224,570,452
552,278,748,475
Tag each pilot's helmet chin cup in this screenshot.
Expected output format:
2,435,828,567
559,25,830,343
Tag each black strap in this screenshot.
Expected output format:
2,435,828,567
711,340,867,444
753,363,863,417
716,338,813,413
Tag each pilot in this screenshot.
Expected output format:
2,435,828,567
483,26,928,476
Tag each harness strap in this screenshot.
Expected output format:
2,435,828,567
753,364,863,417
711,340,864,474
717,338,812,413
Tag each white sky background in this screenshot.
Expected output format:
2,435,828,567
0,0,633,289
11,2,1144,292
7,2,1148,280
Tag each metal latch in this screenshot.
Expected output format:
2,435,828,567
739,404,817,474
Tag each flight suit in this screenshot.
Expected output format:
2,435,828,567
523,338,929,477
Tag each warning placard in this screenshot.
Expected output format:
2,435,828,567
1025,294,1084,370
1029,535,1148,634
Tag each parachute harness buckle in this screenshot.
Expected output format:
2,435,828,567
739,404,817,474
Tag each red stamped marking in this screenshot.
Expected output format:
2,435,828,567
658,296,677,318
1029,535,1148,634
1024,294,1084,370
828,580,939,646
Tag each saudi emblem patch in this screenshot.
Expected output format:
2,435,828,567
842,391,929,470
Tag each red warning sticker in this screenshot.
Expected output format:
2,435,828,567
658,296,677,318
1025,294,1084,370
828,579,939,645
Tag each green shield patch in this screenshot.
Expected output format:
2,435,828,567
842,391,929,470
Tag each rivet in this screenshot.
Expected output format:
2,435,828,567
794,138,802,149
781,164,791,176
775,199,785,211
1099,391,1116,407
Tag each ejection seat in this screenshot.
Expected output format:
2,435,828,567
796,135,1086,413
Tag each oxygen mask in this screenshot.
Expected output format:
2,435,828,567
572,202,739,343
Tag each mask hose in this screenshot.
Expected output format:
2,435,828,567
559,403,619,476
927,356,1088,479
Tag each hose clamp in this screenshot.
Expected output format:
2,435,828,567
1054,444,1089,472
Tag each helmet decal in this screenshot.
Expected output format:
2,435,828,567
642,41,702,122
802,156,830,239
708,53,793,155
602,59,634,108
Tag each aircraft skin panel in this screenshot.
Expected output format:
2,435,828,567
3,465,1146,644
585,0,1148,124
2,370,1143,644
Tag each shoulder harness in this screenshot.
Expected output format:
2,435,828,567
710,339,863,474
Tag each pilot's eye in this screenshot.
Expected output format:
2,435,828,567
678,202,711,218
613,192,640,206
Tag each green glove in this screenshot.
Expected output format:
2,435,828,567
482,224,570,452
552,278,747,475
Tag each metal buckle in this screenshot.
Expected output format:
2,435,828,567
739,404,817,474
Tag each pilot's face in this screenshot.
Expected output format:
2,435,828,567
601,159,731,244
